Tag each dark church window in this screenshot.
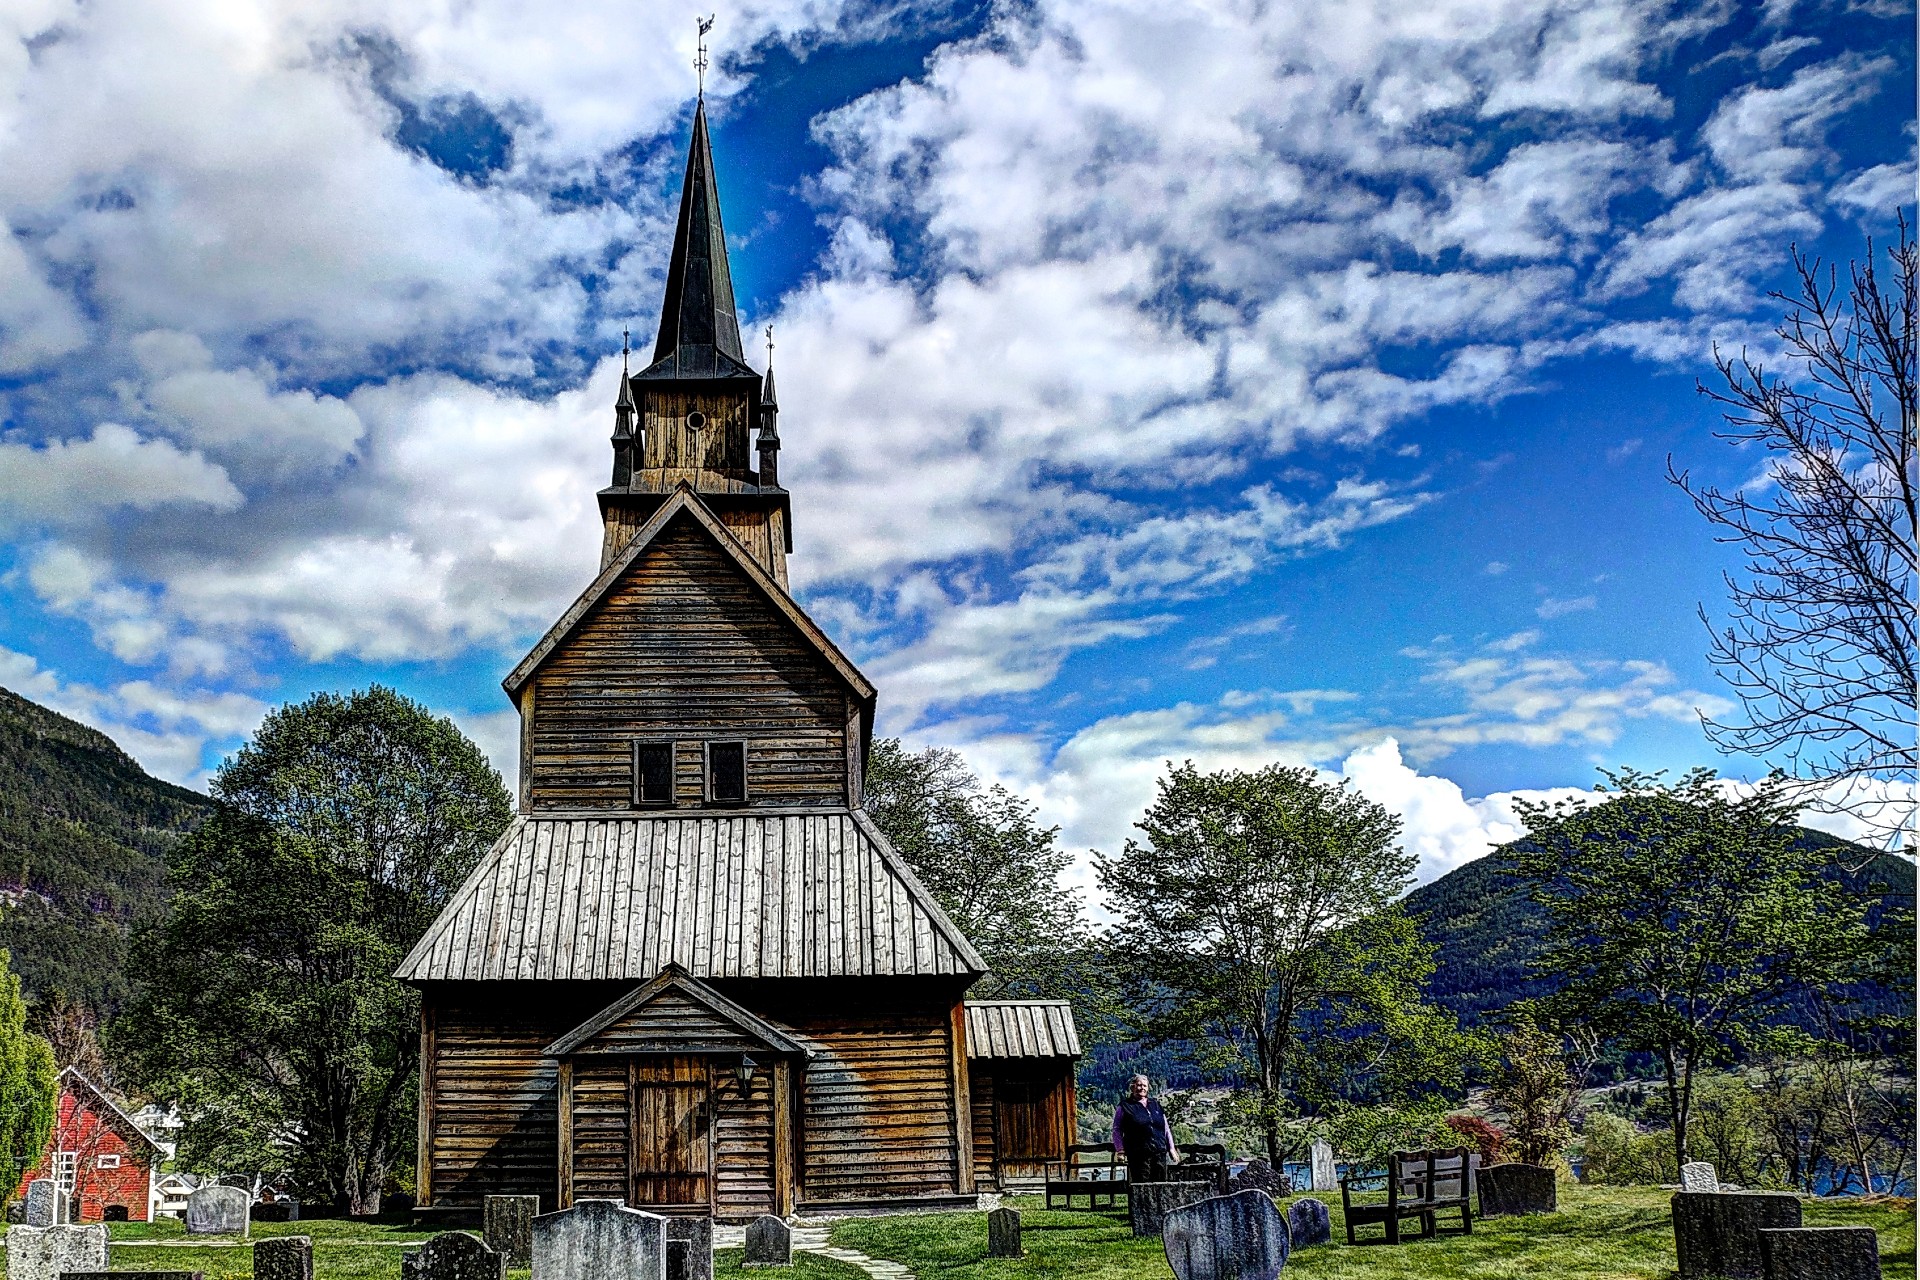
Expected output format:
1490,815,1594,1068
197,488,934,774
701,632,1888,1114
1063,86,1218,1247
633,741,673,806
708,741,746,803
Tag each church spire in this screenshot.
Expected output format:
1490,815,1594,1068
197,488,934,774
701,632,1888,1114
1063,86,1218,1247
645,100,750,379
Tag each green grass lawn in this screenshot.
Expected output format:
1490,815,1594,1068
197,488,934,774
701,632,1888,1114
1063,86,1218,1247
0,1189,1909,1278
829,1186,1917,1280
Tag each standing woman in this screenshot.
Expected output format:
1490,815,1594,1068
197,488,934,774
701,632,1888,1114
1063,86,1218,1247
1112,1074,1179,1181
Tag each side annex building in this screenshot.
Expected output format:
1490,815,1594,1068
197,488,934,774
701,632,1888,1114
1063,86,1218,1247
398,100,1080,1220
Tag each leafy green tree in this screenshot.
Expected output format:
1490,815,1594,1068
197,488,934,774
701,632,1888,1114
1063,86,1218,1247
1485,1009,1594,1166
0,948,57,1212
1097,761,1473,1164
114,687,511,1214
1510,768,1874,1171
863,739,1102,1006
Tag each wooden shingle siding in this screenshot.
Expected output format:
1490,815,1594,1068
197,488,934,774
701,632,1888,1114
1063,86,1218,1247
569,1061,629,1201
715,1069,777,1218
529,515,846,810
428,1008,561,1208
793,1012,958,1201
397,813,985,983
640,387,754,474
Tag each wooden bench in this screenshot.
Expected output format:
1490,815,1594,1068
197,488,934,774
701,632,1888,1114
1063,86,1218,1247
1045,1144,1128,1210
1340,1146,1474,1245
1168,1143,1231,1195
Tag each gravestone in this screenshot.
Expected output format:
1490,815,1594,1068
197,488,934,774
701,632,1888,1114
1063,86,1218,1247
185,1184,250,1236
25,1179,66,1227
483,1195,537,1268
1284,1198,1330,1248
1680,1161,1719,1193
400,1231,505,1280
253,1234,315,1280
987,1207,1022,1258
6,1224,110,1280
667,1215,713,1280
1130,1182,1215,1238
1308,1142,1336,1193
1162,1190,1290,1280
252,1200,299,1222
1478,1163,1558,1217
1758,1226,1881,1280
743,1214,792,1266
1672,1191,1802,1280
534,1199,666,1280
1226,1160,1290,1198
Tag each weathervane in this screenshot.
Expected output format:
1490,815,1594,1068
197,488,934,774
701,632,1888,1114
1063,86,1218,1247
765,324,774,366
696,16,715,98
622,327,631,372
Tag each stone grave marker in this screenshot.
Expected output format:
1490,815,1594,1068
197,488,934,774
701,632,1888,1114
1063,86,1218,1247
1309,1142,1336,1193
1477,1163,1557,1217
1672,1191,1801,1280
1226,1160,1290,1197
6,1223,109,1280
667,1215,713,1280
400,1231,505,1280
744,1214,792,1266
534,1199,666,1280
1758,1226,1881,1280
185,1184,250,1236
1131,1183,1215,1238
987,1207,1022,1258
254,1235,315,1280
1285,1198,1330,1248
1680,1162,1719,1193
483,1195,537,1268
1163,1190,1291,1280
25,1179,66,1227
252,1200,299,1222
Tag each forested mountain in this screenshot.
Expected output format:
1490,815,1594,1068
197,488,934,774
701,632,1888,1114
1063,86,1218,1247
0,686,209,1010
1404,832,1916,1030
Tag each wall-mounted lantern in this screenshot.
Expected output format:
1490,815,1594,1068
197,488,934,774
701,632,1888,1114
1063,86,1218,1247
737,1055,759,1087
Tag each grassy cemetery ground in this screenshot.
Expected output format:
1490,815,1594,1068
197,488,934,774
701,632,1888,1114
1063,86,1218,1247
0,1189,1908,1279
833,1187,1915,1280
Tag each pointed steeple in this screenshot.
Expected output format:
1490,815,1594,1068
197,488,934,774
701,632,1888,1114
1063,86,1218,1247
610,330,636,486
757,328,781,488
644,100,752,380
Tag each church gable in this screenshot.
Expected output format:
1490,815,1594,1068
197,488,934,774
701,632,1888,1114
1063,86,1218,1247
546,966,807,1058
515,494,872,811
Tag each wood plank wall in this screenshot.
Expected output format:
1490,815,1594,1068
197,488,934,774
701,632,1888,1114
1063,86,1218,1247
569,1061,629,1200
528,516,852,811
786,1009,959,1202
600,503,787,588
714,1066,777,1219
641,387,753,473
425,1002,566,1209
970,1068,997,1189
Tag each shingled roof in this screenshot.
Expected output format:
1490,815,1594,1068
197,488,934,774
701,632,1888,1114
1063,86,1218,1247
964,1000,1082,1060
396,810,987,983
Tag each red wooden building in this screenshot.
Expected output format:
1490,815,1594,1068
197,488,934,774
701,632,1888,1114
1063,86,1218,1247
13,1069,163,1222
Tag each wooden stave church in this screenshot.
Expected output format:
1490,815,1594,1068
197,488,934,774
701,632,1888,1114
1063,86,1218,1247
397,100,1080,1222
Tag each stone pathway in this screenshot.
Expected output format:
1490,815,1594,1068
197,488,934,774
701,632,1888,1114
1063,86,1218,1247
712,1222,914,1280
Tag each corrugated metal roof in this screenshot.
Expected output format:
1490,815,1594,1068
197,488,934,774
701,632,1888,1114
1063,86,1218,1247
964,1000,1082,1059
396,810,987,982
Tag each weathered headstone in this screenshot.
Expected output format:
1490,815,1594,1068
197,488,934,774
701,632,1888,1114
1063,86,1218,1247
6,1224,109,1280
25,1179,66,1227
1672,1191,1802,1280
401,1231,505,1280
1284,1198,1330,1248
1680,1161,1719,1193
254,1234,315,1280
1226,1159,1290,1198
1163,1190,1290,1280
1478,1163,1558,1217
1308,1142,1336,1193
743,1214,792,1266
667,1215,713,1280
1130,1182,1215,1238
534,1199,666,1280
1758,1226,1881,1280
483,1195,537,1268
252,1200,300,1222
987,1207,1022,1258
185,1184,250,1236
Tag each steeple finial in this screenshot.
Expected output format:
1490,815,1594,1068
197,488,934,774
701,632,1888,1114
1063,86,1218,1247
695,15,714,100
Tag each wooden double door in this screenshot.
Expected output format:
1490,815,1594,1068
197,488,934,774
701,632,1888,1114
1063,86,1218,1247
630,1056,713,1209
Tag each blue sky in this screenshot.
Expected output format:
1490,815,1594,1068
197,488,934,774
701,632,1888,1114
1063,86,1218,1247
0,0,1911,890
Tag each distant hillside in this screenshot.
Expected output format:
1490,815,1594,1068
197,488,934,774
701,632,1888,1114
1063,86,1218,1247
1404,831,1917,1031
0,686,210,1010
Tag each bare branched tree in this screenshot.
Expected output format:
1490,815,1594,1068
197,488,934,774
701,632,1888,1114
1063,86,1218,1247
1670,220,1917,848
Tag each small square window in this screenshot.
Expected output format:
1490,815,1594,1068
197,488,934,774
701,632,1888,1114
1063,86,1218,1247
633,742,673,806
95,1154,120,1169
708,741,746,804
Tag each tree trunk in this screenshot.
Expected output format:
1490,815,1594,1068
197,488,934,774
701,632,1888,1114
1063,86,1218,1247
1661,1045,1690,1170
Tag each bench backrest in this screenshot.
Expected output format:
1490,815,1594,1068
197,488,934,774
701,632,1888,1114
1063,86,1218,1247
1182,1143,1229,1165
1390,1147,1470,1204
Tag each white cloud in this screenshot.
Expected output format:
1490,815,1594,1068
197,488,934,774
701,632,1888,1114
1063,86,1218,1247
0,424,242,528
1536,594,1598,618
